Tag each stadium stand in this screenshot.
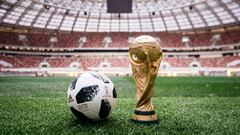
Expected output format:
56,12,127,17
0,30,240,48
1,54,239,69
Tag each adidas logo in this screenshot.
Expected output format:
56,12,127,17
68,95,74,103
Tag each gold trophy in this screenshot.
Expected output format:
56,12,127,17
129,35,163,124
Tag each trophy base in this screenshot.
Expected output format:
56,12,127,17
131,110,158,124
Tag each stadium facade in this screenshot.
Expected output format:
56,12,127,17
0,0,240,76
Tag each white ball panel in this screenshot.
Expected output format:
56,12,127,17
83,111,99,120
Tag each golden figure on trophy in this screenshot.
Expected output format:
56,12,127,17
128,35,163,124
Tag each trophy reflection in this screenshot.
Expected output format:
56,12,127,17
129,35,163,124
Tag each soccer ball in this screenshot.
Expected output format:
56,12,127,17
67,71,117,121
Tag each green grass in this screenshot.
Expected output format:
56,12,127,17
0,76,240,135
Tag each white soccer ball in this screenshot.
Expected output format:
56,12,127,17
67,71,117,121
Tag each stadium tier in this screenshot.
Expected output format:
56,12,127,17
0,31,240,48
0,29,240,76
1,54,239,69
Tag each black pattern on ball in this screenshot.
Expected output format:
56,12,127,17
70,107,92,121
113,87,117,98
90,73,110,83
70,78,78,90
76,85,99,104
99,99,111,119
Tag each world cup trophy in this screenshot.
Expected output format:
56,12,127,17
128,35,163,124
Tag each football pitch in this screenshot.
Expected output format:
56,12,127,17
0,76,240,135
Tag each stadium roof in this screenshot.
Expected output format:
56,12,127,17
0,0,239,32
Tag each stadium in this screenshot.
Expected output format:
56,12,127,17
0,0,240,134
